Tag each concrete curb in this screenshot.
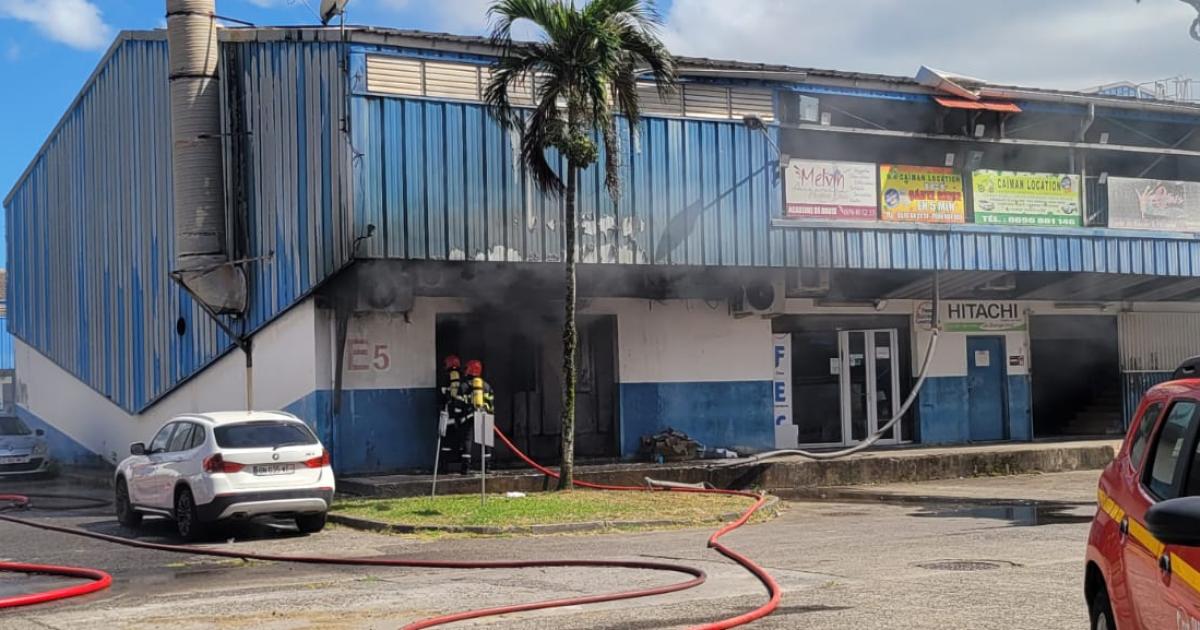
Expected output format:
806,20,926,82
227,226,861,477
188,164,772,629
777,486,1096,507
338,442,1118,499
328,494,781,536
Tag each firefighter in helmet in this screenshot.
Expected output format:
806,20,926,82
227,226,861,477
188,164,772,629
457,359,495,473
438,355,472,474
464,359,495,414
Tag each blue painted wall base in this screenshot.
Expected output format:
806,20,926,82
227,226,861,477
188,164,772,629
918,375,1031,444
619,381,773,457
1007,375,1032,441
286,387,439,476
919,377,969,444
15,406,108,468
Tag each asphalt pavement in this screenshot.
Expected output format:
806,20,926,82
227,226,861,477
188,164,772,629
0,471,1101,629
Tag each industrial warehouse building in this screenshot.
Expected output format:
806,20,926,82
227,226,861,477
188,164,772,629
11,24,1200,475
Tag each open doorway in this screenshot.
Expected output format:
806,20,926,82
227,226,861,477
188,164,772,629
1029,316,1121,437
436,312,619,464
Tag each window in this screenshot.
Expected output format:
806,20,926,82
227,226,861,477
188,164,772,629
1144,401,1198,499
148,423,177,454
214,421,318,449
189,425,207,450
1129,402,1164,470
168,424,196,452
0,417,32,436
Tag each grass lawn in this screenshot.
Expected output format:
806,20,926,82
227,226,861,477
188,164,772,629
332,490,761,529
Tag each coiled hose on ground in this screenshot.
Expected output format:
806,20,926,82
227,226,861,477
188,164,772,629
0,428,778,629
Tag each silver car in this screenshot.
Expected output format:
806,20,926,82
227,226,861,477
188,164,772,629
0,416,50,476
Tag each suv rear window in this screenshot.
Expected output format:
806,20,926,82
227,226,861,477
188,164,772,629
214,421,318,449
0,417,31,436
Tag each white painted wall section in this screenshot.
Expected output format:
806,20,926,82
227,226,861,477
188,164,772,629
15,299,323,463
586,298,773,384
331,297,467,391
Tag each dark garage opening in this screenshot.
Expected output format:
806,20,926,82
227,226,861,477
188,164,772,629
1030,316,1122,438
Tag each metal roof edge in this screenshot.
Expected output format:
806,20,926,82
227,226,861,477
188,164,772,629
3,31,163,208
981,86,1200,117
319,27,1200,115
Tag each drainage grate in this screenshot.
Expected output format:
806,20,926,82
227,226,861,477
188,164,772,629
916,560,1004,572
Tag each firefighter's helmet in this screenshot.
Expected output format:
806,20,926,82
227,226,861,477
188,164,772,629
465,359,483,377
443,354,461,371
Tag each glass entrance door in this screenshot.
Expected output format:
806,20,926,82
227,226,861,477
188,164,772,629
838,329,901,445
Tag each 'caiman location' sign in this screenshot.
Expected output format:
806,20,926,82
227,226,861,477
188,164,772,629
915,301,1026,332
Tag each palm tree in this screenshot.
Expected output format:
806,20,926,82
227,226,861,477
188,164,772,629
485,0,676,488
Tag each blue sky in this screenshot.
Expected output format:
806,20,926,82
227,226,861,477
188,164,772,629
0,0,522,203
0,0,1197,231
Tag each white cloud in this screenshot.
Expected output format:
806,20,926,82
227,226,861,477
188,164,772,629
372,0,518,35
661,0,1200,90
0,0,112,51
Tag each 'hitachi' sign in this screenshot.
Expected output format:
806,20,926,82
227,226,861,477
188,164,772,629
947,302,1019,321
914,300,1026,332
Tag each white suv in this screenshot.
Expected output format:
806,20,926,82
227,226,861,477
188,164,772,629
114,411,334,540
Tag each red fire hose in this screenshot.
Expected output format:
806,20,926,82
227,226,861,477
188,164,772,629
0,429,779,628
486,428,781,630
0,494,113,609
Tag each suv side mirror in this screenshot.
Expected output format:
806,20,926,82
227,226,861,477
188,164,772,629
35,429,44,437
1146,496,1200,546
130,442,146,456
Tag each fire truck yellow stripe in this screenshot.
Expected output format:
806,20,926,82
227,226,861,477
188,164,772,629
1098,487,1200,596
1172,552,1200,594
1097,488,1125,523
1127,518,1166,557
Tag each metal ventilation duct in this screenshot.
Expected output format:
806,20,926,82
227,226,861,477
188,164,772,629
166,0,246,313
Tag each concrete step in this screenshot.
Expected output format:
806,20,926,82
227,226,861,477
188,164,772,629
338,440,1120,498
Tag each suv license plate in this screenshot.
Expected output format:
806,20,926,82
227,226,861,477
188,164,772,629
253,463,295,476
0,456,29,465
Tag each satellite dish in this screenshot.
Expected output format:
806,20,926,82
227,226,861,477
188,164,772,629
319,0,350,25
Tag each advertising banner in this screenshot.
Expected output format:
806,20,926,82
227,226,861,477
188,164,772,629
915,301,1026,332
879,164,965,223
1108,176,1200,232
971,170,1082,227
783,158,877,220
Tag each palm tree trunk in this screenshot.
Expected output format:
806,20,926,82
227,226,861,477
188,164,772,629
558,161,578,490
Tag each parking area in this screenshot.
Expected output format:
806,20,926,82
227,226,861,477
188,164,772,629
1,471,1099,629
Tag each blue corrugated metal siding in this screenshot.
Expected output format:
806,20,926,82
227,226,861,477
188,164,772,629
3,35,350,413
1123,372,1173,427
0,316,14,370
776,226,1200,275
352,93,1200,277
233,39,353,329
352,95,781,266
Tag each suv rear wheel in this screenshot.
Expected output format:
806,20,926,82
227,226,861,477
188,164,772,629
295,512,327,534
114,478,141,528
174,487,207,542
1090,587,1114,630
